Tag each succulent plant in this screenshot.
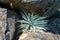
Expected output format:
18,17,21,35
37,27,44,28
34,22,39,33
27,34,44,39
17,12,48,31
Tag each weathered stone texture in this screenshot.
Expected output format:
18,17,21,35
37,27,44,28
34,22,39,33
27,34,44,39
19,31,60,40
0,8,15,40
0,8,7,40
7,10,15,40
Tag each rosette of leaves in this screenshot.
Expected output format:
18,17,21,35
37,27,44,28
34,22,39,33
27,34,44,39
17,12,48,32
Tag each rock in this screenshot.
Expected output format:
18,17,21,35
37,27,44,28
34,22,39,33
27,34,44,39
0,8,15,40
0,8,7,40
19,30,60,40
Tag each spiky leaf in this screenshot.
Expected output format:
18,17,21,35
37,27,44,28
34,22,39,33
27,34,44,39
17,12,48,31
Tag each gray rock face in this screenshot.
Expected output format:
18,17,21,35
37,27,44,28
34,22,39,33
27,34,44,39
0,8,7,40
19,31,60,40
7,10,15,40
47,18,60,34
0,8,15,40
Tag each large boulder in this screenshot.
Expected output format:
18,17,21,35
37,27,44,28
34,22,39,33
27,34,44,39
0,8,15,40
19,31,60,40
